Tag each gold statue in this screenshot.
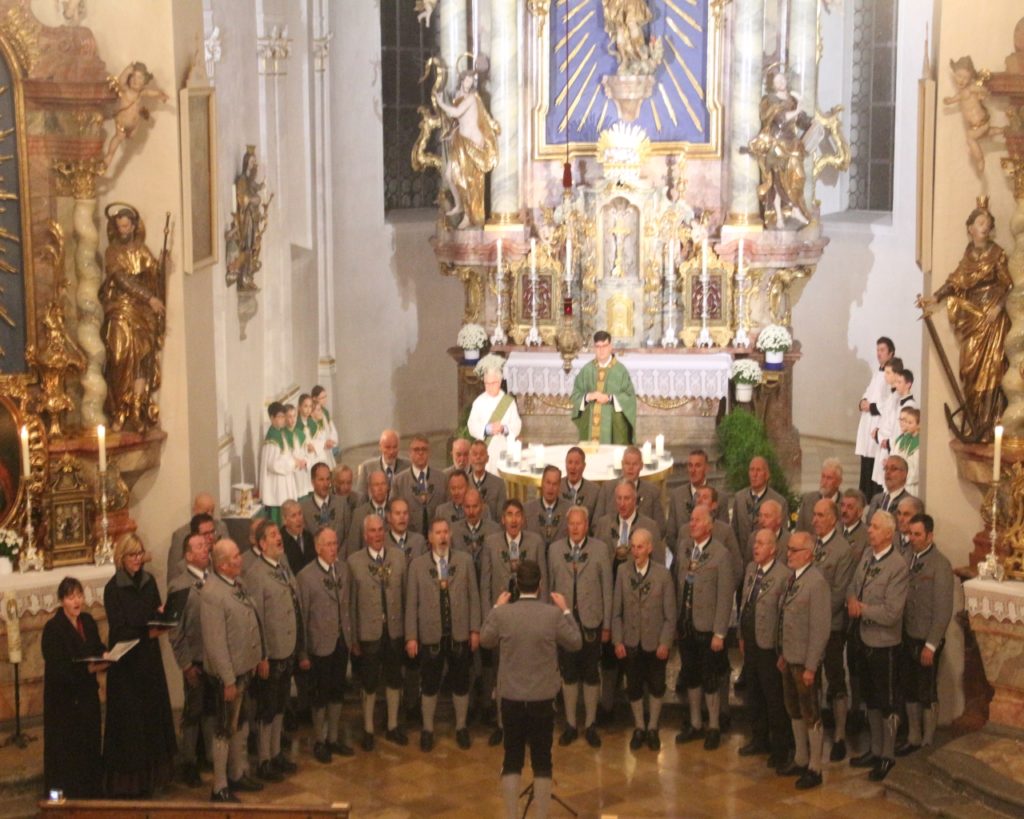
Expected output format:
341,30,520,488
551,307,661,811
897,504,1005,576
1007,18,1024,73
104,62,169,169
917,198,1012,441
436,68,500,229
225,146,273,291
747,71,814,229
412,57,447,175
100,204,169,433
602,0,661,75
943,56,1003,173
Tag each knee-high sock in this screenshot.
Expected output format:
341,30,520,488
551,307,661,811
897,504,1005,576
533,777,552,819
229,723,249,780
648,696,663,730
271,713,284,757
629,698,645,729
905,702,923,746
867,709,883,757
882,713,898,760
833,695,849,742
181,722,199,764
562,682,579,728
501,774,521,819
212,736,230,792
922,706,938,746
422,694,438,732
807,722,824,773
258,720,273,763
600,669,617,712
705,691,721,731
791,719,809,767
687,687,703,730
312,706,328,744
363,692,377,735
386,687,402,731
453,694,469,730
583,683,600,728
327,703,343,744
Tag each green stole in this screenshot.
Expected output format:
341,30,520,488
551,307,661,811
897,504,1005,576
484,393,515,444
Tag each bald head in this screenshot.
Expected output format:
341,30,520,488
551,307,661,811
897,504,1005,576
212,538,241,577
193,492,216,516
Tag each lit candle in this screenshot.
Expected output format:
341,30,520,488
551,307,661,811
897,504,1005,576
19,426,29,477
642,441,652,464
565,237,573,286
993,425,1004,483
655,433,665,457
97,424,107,473
530,238,537,277
536,443,545,467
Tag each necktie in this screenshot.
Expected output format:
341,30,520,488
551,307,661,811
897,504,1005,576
746,567,764,607
397,536,406,553
881,493,891,511
619,518,630,546
385,466,394,484
375,552,384,567
814,537,825,562
439,556,449,579
509,540,520,561
76,617,85,640
417,472,427,493
375,506,385,520
570,542,582,562
318,499,330,525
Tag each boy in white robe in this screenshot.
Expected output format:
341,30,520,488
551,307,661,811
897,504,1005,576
260,402,298,523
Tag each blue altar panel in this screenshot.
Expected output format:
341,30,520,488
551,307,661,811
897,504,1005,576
0,47,26,375
545,0,712,147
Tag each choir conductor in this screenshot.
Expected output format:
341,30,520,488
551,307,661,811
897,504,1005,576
480,560,582,819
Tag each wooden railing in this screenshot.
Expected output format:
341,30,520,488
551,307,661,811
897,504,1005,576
38,799,351,818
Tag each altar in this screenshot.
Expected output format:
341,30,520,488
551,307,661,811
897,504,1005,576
964,578,1024,728
504,349,732,450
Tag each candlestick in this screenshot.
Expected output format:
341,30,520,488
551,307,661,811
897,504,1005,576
94,466,113,566
695,232,714,348
19,426,29,476
97,424,107,473
525,238,542,346
565,237,573,287
662,235,678,347
491,239,507,346
733,238,751,348
993,425,1004,482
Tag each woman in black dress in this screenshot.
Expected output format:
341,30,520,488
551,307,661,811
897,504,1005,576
41,577,107,798
102,533,176,797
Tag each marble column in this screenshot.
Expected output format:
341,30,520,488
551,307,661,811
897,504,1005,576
441,0,468,97
489,0,519,222
725,0,765,229
312,2,336,382
1000,161,1024,437
787,0,818,215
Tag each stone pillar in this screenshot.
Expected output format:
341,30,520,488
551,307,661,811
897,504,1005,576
441,0,468,97
55,160,107,427
999,157,1024,437
312,2,336,382
488,0,519,222
787,0,818,214
724,0,765,230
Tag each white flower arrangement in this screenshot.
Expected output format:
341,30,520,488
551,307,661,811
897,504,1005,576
457,323,488,350
0,528,21,560
474,353,506,377
756,324,793,353
730,359,763,386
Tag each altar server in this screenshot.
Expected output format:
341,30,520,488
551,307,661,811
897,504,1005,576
259,402,298,523
855,337,895,497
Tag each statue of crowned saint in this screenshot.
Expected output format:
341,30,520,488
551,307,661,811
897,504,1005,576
569,331,638,444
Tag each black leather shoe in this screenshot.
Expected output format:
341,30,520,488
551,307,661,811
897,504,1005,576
585,725,602,748
829,740,847,762
488,728,504,746
272,754,297,774
768,752,793,770
227,774,264,792
646,729,661,751
703,729,721,751
328,740,355,757
776,762,807,777
675,724,704,744
180,762,201,787
795,769,823,790
456,728,472,749
420,730,434,752
629,728,646,751
850,751,879,768
385,728,409,746
559,726,578,746
895,742,920,758
211,788,240,803
313,742,332,764
869,758,895,782
257,761,283,783
361,732,375,753
739,741,769,757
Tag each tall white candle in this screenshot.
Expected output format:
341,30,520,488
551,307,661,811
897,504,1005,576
97,424,107,473
993,425,1004,482
530,238,537,277
642,441,652,463
19,426,29,477
655,433,665,457
737,238,744,275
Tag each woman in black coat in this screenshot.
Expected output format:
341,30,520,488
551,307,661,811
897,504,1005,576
41,577,107,798
102,533,177,797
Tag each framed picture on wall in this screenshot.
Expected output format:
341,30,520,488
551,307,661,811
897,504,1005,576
179,55,218,274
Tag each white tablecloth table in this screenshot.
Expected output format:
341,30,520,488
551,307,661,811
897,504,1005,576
964,577,1024,624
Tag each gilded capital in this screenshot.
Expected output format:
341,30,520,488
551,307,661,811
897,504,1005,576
53,157,106,199
1003,156,1024,201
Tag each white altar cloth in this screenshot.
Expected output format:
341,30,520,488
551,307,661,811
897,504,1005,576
0,563,114,616
505,351,733,400
964,578,1024,625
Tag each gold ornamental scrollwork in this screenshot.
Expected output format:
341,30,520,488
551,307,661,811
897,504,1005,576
521,393,574,413
527,0,550,32
0,2,41,77
992,462,1024,580
1002,156,1024,201
53,157,106,199
440,263,485,325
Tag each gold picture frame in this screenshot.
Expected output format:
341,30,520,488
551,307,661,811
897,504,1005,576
179,55,219,274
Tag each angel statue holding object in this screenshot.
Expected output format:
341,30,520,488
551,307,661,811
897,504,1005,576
104,62,169,168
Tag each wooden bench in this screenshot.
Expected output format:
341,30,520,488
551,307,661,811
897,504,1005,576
38,799,351,818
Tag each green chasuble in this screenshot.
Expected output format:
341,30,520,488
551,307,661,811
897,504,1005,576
569,357,637,444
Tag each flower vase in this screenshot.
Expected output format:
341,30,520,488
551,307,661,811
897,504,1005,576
463,348,480,363
764,350,785,371
0,556,12,575
735,383,754,403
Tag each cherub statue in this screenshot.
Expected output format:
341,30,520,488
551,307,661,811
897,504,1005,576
104,62,169,168
943,56,1002,174
415,0,437,26
1006,17,1024,74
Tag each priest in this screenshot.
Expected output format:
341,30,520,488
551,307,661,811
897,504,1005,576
569,331,637,444
467,355,522,471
